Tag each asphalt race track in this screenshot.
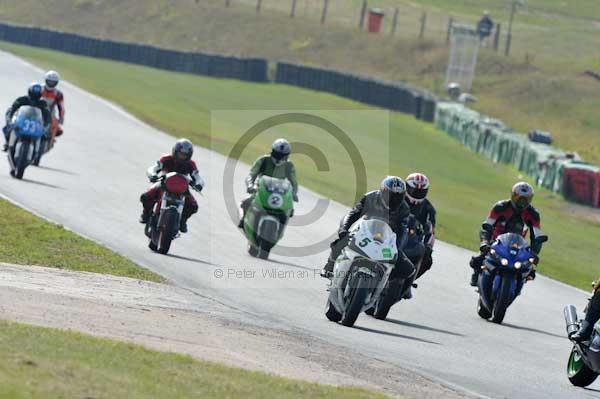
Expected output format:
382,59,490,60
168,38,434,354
0,51,597,398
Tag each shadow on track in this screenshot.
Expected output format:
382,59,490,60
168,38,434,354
21,178,64,190
354,325,440,345
267,258,317,272
165,253,215,266
386,318,465,337
38,165,79,176
584,387,600,393
502,323,565,339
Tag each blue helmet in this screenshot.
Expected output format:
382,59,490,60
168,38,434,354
380,176,406,209
27,83,43,101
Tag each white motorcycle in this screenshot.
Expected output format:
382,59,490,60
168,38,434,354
325,217,398,327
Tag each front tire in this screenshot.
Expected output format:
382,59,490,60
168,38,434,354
567,347,599,387
14,142,29,179
491,275,514,324
157,210,178,255
341,273,371,327
257,239,273,260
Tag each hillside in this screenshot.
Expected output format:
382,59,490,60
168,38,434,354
0,0,599,165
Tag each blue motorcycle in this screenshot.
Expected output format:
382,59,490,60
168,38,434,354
477,233,547,324
6,106,46,179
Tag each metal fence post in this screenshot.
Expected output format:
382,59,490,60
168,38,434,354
390,8,399,35
419,12,427,39
493,23,501,51
359,0,367,30
290,0,297,18
446,17,453,45
320,0,329,25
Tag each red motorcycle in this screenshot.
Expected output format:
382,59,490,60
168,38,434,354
144,172,198,254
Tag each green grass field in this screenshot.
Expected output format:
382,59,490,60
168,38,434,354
0,199,163,282
0,320,386,399
1,0,597,165
2,42,598,290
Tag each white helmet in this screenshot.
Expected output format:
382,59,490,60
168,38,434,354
45,70,60,90
405,173,430,204
271,138,291,165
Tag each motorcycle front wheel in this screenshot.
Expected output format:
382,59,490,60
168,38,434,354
567,346,599,387
491,275,514,324
157,209,179,255
341,272,372,327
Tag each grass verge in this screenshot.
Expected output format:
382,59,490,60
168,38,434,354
0,42,598,290
0,320,386,399
0,198,163,282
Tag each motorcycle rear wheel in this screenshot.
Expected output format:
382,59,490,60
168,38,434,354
567,346,599,387
341,273,371,327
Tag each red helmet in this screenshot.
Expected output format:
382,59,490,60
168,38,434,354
511,182,534,210
405,173,430,204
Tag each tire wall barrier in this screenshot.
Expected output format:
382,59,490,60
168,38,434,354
275,62,437,120
0,22,268,82
435,102,600,207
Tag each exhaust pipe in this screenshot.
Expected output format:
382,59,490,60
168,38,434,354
564,305,580,338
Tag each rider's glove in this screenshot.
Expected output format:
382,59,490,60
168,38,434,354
149,174,159,183
247,185,256,194
293,193,299,202
194,183,203,193
59,116,65,125
479,242,491,254
338,229,349,239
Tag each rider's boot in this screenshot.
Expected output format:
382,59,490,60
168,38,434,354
139,209,151,224
470,270,480,287
571,320,593,343
320,260,334,279
469,255,483,286
180,217,189,233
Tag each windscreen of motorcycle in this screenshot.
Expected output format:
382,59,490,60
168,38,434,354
496,233,528,250
260,176,291,195
350,218,398,263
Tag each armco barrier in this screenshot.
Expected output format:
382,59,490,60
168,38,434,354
275,62,434,118
435,101,600,207
0,22,268,83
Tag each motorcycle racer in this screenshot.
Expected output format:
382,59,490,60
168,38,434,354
139,139,204,233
